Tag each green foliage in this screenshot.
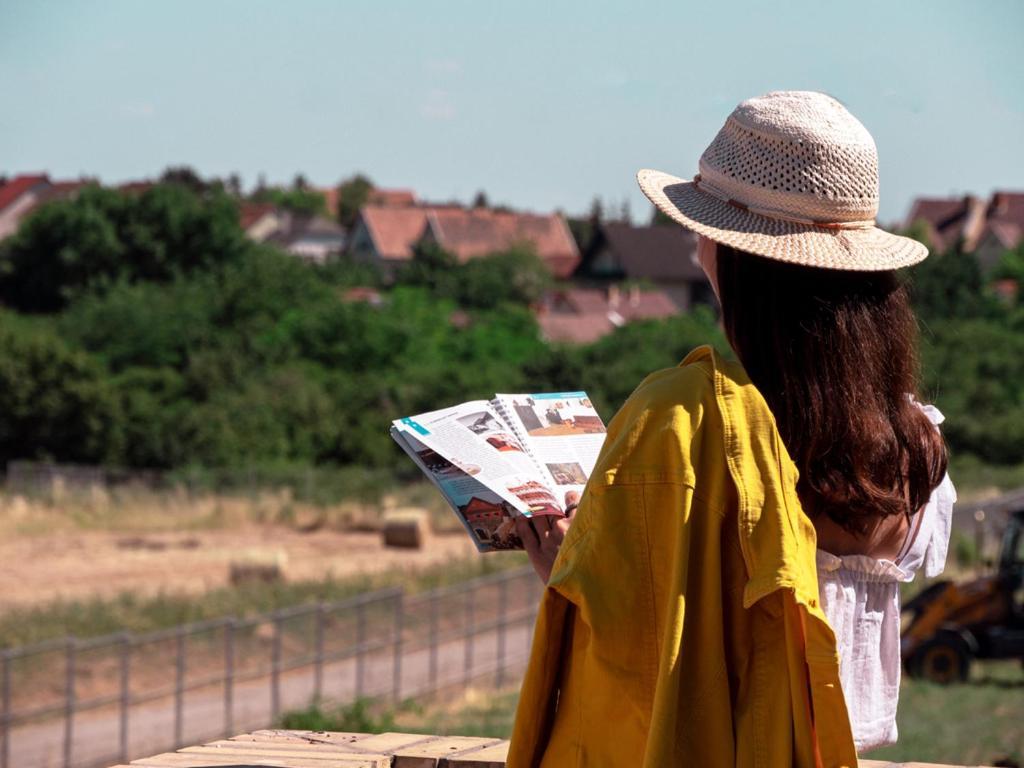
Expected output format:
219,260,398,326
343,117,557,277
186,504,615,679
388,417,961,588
0,182,1020,479
252,186,326,215
0,312,120,465
990,241,1024,285
400,242,552,309
903,247,1001,323
0,183,246,312
336,174,374,228
919,317,1024,464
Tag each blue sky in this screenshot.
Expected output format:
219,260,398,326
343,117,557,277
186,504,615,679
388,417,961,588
1,0,1021,224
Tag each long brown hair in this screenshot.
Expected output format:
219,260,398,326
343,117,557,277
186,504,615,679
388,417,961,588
714,242,947,536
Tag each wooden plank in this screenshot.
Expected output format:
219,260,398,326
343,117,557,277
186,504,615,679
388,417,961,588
180,744,390,766
242,729,372,747
350,732,444,753
443,739,511,767
393,736,505,768
202,739,387,756
130,752,381,767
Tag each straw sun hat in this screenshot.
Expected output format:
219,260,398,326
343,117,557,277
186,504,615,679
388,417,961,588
637,90,928,271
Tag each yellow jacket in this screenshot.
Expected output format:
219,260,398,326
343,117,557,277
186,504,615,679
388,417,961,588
507,345,857,768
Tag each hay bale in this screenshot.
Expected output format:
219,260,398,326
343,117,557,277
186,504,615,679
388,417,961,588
382,508,430,549
229,550,286,586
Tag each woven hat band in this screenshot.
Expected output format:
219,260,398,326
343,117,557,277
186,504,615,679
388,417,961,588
692,174,877,231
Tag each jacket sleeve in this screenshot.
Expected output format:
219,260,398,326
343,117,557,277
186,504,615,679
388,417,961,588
504,585,574,767
780,589,859,768
505,500,593,768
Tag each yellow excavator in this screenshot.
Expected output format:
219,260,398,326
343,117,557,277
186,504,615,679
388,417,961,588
901,506,1024,683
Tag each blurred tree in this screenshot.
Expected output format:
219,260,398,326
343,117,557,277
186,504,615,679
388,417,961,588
566,217,595,255
618,199,632,224
920,317,1024,464
251,185,326,216
650,206,675,226
159,165,209,193
0,314,120,465
59,276,216,371
336,174,374,228
0,184,246,312
453,247,552,308
472,190,489,209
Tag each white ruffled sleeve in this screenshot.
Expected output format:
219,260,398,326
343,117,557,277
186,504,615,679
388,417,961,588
909,398,957,578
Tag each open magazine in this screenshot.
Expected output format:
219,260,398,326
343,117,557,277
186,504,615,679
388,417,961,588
391,392,607,552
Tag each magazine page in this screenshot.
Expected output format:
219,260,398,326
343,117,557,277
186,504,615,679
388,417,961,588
492,391,607,505
390,426,523,552
392,401,565,520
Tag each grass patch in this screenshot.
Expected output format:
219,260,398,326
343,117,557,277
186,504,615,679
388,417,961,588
280,687,521,740
0,551,530,648
870,661,1023,765
283,663,1023,765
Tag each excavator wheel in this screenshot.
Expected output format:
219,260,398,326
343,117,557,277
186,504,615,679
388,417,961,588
909,634,971,684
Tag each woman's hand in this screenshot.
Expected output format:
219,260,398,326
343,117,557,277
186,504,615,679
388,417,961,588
515,491,580,584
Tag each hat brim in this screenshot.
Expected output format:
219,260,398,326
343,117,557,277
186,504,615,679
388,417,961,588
637,168,928,271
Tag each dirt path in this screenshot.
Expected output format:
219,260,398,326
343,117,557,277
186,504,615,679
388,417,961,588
0,527,479,609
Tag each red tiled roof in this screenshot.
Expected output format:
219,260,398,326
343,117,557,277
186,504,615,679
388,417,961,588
904,195,989,252
45,180,86,196
538,313,615,344
618,290,679,321
320,187,339,217
341,286,384,306
988,191,1024,240
369,188,417,207
20,179,90,218
548,287,678,321
984,220,1023,250
537,286,679,343
0,174,49,212
359,205,429,261
238,202,277,230
426,208,580,277
906,192,1024,253
117,180,155,195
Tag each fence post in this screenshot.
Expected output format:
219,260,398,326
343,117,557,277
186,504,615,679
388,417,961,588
174,628,186,747
271,616,282,722
224,619,235,737
63,638,76,768
314,603,326,702
355,600,367,699
1,650,10,768
496,576,508,688
392,591,403,703
119,633,132,762
464,587,474,688
428,591,439,695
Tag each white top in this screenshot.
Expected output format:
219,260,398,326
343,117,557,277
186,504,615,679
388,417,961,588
816,399,957,753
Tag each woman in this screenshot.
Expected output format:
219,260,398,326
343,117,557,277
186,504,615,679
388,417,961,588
509,91,954,766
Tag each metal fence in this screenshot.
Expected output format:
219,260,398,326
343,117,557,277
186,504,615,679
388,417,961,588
0,565,543,768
